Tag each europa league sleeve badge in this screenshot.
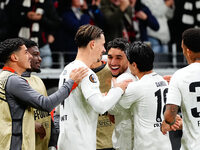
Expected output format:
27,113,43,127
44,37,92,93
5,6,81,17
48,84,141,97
89,74,97,83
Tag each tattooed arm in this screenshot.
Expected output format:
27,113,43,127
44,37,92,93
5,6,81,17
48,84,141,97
164,104,179,124
161,104,182,134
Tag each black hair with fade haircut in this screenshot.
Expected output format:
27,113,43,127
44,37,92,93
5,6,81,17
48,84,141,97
107,38,129,52
126,41,154,72
182,28,200,53
21,38,38,49
0,38,25,64
75,24,104,48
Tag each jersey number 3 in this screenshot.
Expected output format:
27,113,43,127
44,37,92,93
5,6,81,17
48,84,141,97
190,82,200,118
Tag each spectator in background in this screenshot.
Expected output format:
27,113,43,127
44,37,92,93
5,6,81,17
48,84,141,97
100,0,132,46
53,0,104,63
0,0,10,42
125,0,159,42
168,0,200,68
7,0,61,68
141,0,174,54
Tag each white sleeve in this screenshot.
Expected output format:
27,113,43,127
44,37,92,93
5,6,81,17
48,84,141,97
87,87,124,114
108,103,125,115
81,72,101,99
119,82,139,109
166,73,182,106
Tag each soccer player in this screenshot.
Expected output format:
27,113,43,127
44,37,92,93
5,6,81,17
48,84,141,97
0,38,87,150
57,24,131,150
107,37,137,150
22,38,57,150
119,41,172,149
161,28,200,150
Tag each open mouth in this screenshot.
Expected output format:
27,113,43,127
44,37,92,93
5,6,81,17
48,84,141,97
110,66,121,76
111,66,120,70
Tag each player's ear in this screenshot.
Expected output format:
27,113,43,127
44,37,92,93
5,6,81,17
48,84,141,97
132,62,137,68
89,40,95,49
186,48,193,58
10,53,18,62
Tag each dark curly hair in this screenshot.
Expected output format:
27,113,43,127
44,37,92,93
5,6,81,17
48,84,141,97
0,38,25,64
107,38,129,52
126,41,154,72
20,38,38,49
182,28,200,53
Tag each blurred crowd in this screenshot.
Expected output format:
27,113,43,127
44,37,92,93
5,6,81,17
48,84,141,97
0,0,200,68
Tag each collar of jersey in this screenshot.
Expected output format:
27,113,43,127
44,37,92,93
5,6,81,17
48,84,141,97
2,66,16,73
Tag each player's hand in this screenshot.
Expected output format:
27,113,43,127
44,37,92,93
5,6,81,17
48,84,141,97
160,120,171,135
102,92,107,96
27,11,42,21
170,114,182,131
35,122,46,139
161,115,182,134
135,11,147,20
163,75,172,84
69,67,88,84
112,78,132,91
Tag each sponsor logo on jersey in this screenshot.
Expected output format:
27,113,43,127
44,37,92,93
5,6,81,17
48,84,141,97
89,74,97,83
98,118,112,127
61,115,68,121
34,110,50,120
154,122,162,128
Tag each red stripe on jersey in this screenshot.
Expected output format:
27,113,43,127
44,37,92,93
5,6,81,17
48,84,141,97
2,66,15,73
70,82,78,93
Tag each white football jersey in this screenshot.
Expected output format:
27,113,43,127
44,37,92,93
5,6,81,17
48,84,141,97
109,69,137,150
119,72,171,150
167,63,200,150
57,60,101,150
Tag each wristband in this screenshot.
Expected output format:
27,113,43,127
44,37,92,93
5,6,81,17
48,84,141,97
165,119,176,126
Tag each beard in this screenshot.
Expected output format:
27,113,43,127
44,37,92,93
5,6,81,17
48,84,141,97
111,72,122,77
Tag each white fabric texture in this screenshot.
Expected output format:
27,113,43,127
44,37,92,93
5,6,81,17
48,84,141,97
167,63,200,150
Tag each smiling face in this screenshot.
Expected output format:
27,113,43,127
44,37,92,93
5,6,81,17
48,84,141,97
107,48,128,77
27,46,42,73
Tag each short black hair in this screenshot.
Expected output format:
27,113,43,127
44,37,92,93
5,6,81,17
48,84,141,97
182,28,200,53
21,38,38,48
107,38,129,52
75,24,104,48
126,41,154,72
0,38,25,64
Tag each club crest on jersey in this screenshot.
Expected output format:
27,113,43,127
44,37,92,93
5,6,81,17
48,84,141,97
89,74,97,83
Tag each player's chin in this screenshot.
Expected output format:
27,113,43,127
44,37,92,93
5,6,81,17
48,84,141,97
111,71,119,77
27,66,32,70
